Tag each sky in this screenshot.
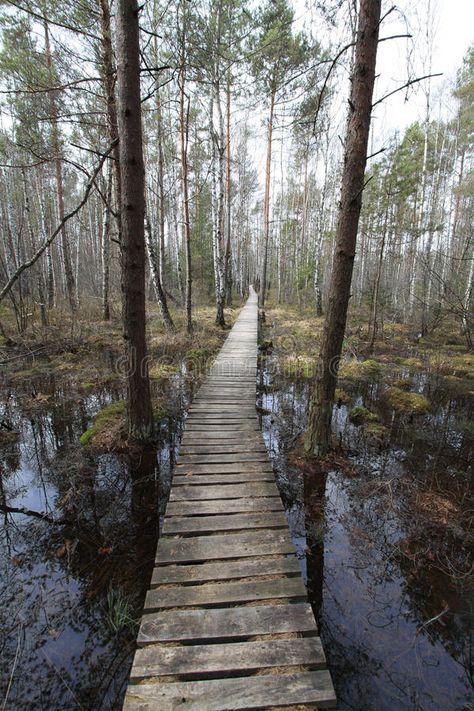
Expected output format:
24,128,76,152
372,0,473,135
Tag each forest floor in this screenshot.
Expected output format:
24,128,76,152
0,300,242,450
258,302,473,711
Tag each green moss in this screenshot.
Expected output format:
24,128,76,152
334,388,352,404
448,354,474,379
365,422,388,439
348,405,379,425
339,358,381,382
149,363,180,379
388,377,412,390
385,387,430,415
394,356,423,369
185,347,211,361
80,400,126,446
152,402,171,420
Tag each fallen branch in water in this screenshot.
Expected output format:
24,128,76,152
0,504,68,525
416,606,449,634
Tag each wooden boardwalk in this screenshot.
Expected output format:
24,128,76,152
123,288,337,710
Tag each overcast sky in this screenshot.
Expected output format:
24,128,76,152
374,0,473,134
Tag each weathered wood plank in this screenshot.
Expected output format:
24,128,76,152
178,453,269,464
179,445,268,455
138,602,318,644
130,638,327,680
184,423,260,432
173,473,274,485
166,497,282,516
162,511,286,534
174,462,273,474
156,529,294,563
145,576,307,610
181,432,262,442
169,482,277,501
151,555,300,586
124,671,336,710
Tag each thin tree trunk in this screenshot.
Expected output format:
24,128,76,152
224,80,232,307
368,207,388,353
179,3,192,334
116,0,153,441
101,166,112,320
145,211,175,331
305,0,381,456
98,0,122,242
43,16,76,312
260,87,276,307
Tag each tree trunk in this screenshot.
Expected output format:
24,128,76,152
145,212,175,331
44,17,76,312
101,166,112,320
224,80,233,307
305,0,381,456
260,86,275,307
179,1,192,334
368,206,388,353
116,0,153,442
98,0,122,242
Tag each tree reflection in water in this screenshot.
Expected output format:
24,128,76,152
258,354,473,711
0,369,191,709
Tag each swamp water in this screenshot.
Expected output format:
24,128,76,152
1,337,473,710
258,338,473,711
0,359,195,710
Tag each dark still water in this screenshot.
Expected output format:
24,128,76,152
258,348,473,711
0,366,193,710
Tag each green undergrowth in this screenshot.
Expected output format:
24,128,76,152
80,401,127,446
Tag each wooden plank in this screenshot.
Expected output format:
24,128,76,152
144,576,307,610
162,511,286,534
137,602,318,644
185,416,259,423
169,482,277,501
181,432,262,442
174,463,273,474
124,671,336,710
178,453,269,464
184,423,260,432
166,497,282,516
151,555,301,585
131,638,326,680
173,473,274,485
179,444,267,455
156,530,294,563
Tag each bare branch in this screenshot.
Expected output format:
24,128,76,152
0,142,117,303
313,42,356,134
372,73,443,108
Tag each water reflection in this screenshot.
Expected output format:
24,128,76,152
0,364,194,709
258,354,473,711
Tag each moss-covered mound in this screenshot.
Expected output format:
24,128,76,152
385,387,430,415
348,405,379,425
80,400,127,446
